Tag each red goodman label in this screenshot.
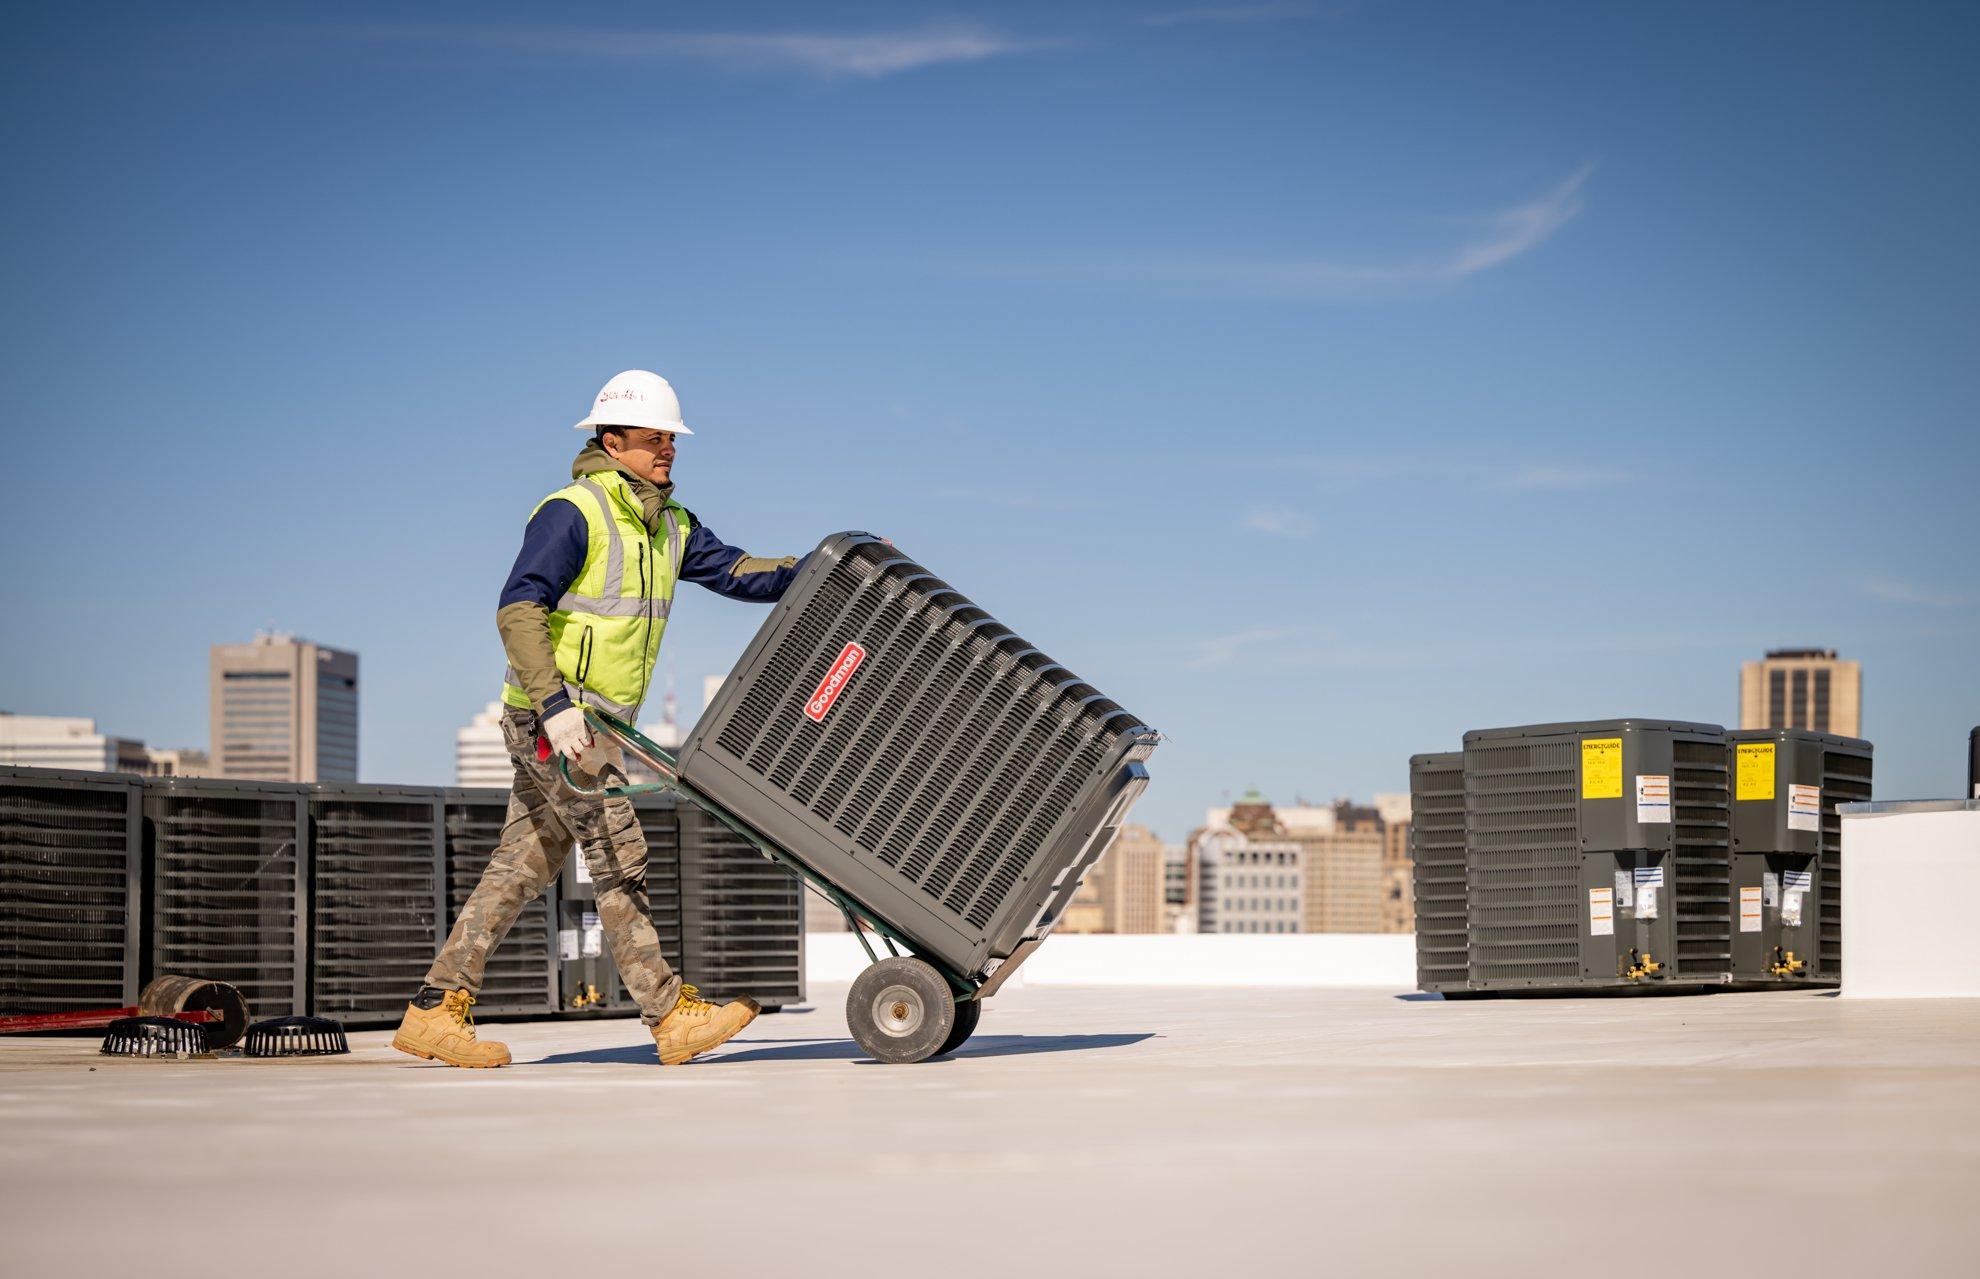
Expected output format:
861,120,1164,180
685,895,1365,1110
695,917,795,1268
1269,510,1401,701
803,642,867,723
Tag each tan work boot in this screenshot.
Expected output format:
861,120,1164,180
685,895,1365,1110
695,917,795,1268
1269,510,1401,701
392,987,511,1068
652,984,759,1065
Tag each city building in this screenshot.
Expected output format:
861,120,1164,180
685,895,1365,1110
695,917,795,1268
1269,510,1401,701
1198,790,1408,934
1199,828,1303,935
210,634,359,782
1300,818,1385,934
0,712,151,773
1740,648,1861,736
142,747,209,778
456,702,511,788
1060,824,1168,934
1375,793,1414,934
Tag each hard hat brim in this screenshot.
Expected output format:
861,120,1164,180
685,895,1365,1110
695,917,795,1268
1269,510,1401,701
573,417,693,435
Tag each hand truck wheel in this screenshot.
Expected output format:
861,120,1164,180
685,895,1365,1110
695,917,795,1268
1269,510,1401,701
933,996,981,1058
847,957,955,1064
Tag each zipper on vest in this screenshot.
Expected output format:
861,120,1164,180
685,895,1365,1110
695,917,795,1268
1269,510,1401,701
576,625,594,686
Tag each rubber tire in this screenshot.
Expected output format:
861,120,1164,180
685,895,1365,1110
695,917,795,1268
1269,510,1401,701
847,957,955,1064
932,997,981,1058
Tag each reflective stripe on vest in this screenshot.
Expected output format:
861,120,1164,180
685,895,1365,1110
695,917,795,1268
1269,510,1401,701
499,471,685,717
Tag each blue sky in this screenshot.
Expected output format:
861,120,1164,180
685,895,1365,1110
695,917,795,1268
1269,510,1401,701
2,2,1975,841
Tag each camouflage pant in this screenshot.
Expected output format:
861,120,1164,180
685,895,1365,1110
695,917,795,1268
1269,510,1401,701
426,706,681,1025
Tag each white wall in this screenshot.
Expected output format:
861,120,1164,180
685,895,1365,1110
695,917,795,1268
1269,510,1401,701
1841,801,1980,999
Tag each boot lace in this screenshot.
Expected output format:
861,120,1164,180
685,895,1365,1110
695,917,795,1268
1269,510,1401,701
675,983,716,1017
442,989,479,1032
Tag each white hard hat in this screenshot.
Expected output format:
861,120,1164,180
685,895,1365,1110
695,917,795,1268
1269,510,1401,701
573,370,693,435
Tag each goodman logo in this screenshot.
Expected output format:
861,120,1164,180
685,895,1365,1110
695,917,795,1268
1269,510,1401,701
804,642,867,723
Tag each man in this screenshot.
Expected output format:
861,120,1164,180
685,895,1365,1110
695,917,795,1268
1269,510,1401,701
394,369,805,1068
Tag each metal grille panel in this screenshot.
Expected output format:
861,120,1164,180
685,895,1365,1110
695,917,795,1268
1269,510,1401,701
0,768,139,1015
1672,738,1731,977
311,788,442,1026
1821,748,1873,977
1409,753,1466,992
444,789,555,1016
147,780,308,1017
1465,740,1580,984
679,806,803,1009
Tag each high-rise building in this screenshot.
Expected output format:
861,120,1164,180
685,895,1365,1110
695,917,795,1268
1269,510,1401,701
143,747,209,778
1060,824,1169,934
456,701,512,788
1740,648,1861,736
1207,831,1304,935
1299,822,1386,934
0,712,151,773
1375,792,1414,933
210,634,359,782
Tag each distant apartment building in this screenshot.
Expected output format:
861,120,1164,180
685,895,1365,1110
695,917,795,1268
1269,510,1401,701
1740,648,1861,736
1375,792,1414,933
1205,830,1303,935
211,634,358,782
1060,824,1168,934
456,702,511,788
143,747,209,778
1197,790,1410,935
0,712,151,773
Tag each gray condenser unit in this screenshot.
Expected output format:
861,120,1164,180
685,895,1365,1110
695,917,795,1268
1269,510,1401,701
0,767,142,1015
678,804,804,1011
443,788,557,1017
676,533,1158,983
309,786,444,1026
1462,720,1731,992
1408,753,1467,994
1726,729,1871,985
145,778,310,1018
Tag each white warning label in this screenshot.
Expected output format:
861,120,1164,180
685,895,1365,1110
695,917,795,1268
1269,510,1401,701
1739,886,1764,932
1788,784,1821,832
1589,887,1615,936
581,910,603,958
1632,865,1666,888
558,928,579,960
1636,774,1671,824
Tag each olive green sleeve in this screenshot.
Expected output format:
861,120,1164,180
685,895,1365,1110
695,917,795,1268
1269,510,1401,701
497,600,565,713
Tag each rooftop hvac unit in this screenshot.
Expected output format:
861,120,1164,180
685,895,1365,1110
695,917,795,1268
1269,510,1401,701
676,533,1158,984
309,786,445,1026
145,778,308,1018
442,788,557,1017
1726,729,1872,986
678,804,805,1011
0,767,141,1016
1462,719,1731,992
1408,753,1467,994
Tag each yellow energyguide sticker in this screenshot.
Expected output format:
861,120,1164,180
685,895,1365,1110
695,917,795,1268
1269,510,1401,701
1736,741,1776,801
1581,737,1623,799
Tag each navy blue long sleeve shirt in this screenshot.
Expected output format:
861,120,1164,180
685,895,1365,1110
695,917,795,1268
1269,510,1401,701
499,499,806,612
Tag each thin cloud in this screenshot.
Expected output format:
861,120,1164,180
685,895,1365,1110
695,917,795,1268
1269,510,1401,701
1142,4,1314,26
1856,577,1969,608
1233,450,1634,493
341,22,1047,78
1491,463,1630,492
957,166,1592,298
1242,506,1316,536
1186,625,1317,669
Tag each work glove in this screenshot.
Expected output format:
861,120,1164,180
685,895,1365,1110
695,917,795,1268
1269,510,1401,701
541,705,594,771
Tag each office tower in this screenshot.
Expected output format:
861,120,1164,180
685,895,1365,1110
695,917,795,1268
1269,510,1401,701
0,712,150,773
1060,823,1169,934
456,701,511,787
1740,649,1861,736
210,633,359,782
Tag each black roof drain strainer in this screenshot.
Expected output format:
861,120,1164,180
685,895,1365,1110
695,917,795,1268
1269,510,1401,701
100,1016,212,1059
243,1016,350,1058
